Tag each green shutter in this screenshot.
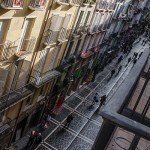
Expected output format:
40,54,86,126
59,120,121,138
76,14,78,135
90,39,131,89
92,59,99,68
74,69,82,78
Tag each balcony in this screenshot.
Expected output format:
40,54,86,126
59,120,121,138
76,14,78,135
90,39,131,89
58,28,70,43
56,0,70,6
0,37,36,62
69,0,82,6
44,30,60,47
0,83,34,111
1,0,24,9
33,70,61,87
16,37,36,57
28,0,47,11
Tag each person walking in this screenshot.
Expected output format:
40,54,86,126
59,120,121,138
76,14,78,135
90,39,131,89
32,133,42,149
109,69,115,79
98,95,107,110
64,113,73,128
125,57,131,67
116,65,122,76
26,130,38,148
92,93,99,106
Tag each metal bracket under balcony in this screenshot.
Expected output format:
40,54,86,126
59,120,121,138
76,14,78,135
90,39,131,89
33,70,61,87
56,0,70,6
1,0,24,9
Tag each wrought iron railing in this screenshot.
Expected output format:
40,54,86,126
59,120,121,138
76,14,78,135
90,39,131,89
58,28,70,42
0,83,34,110
56,0,70,5
0,37,36,61
44,30,60,46
70,0,82,5
29,0,47,9
33,69,61,86
1,0,24,8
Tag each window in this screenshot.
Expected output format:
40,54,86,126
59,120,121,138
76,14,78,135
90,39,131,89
83,11,91,28
75,39,81,54
74,11,84,32
17,18,35,55
1,0,24,8
65,41,74,59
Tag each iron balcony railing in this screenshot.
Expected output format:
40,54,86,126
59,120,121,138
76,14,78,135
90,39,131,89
70,0,82,6
44,30,60,46
58,28,70,42
0,41,15,62
0,83,34,111
56,0,70,5
1,0,24,8
0,37,36,61
33,69,61,86
29,0,47,9
16,37,36,56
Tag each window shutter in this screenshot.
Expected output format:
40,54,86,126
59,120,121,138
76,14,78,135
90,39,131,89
63,14,72,29
74,11,84,31
50,14,64,31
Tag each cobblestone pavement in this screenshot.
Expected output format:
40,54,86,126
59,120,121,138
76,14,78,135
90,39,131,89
12,39,149,150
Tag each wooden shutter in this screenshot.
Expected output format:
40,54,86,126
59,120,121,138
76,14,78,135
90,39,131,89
50,14,59,30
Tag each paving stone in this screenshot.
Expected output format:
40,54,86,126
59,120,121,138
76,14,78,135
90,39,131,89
64,96,82,109
62,112,88,133
76,101,98,118
45,127,75,150
41,121,57,139
37,145,50,150
90,111,103,125
53,106,71,123
67,137,92,150
80,121,100,142
87,82,99,89
77,88,91,98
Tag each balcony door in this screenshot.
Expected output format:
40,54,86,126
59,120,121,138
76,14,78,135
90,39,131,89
17,18,34,54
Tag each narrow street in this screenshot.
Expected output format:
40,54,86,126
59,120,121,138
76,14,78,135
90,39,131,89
33,39,149,150
12,38,149,150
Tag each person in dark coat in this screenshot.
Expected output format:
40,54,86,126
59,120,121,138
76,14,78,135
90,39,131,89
110,69,115,79
32,133,42,149
26,130,38,148
98,95,107,110
64,114,73,128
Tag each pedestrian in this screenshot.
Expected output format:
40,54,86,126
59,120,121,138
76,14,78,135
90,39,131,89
117,55,123,64
133,58,137,66
138,52,143,59
133,52,138,59
98,95,107,110
116,65,122,76
26,130,38,148
92,93,99,106
32,133,42,149
110,69,115,79
64,113,73,128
